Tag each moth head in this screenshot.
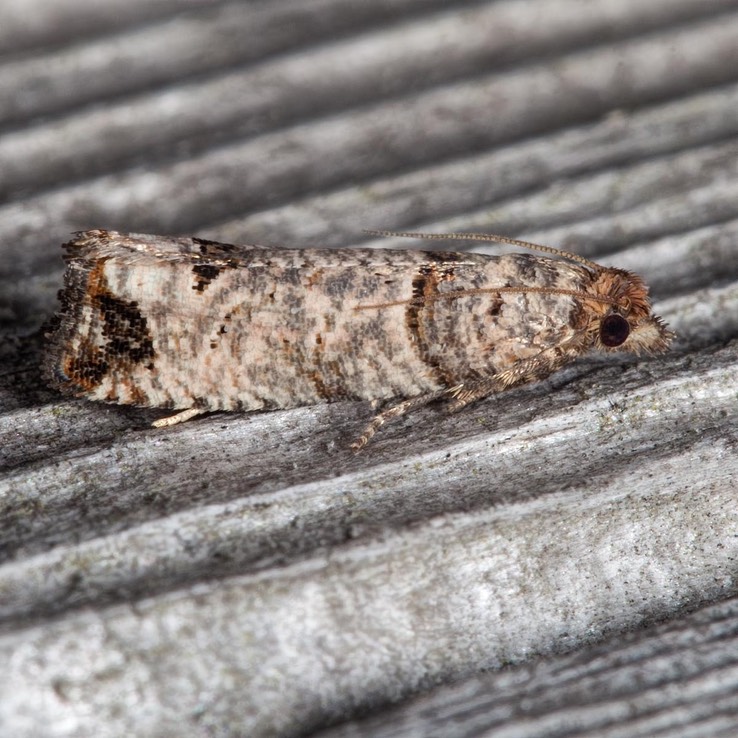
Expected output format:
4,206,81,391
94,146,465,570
589,268,673,355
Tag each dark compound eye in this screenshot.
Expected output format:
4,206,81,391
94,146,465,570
600,314,631,347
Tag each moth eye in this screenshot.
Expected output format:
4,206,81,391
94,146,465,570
600,314,630,347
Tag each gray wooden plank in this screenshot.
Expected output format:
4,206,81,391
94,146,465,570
5,1,738,272
314,596,738,738
1,1,737,736
0,0,458,124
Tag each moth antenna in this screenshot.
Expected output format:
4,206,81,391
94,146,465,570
363,229,605,274
355,285,619,311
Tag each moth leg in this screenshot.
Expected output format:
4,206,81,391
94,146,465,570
351,388,452,451
446,343,581,413
152,407,203,428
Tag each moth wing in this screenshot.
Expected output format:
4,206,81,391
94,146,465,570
64,231,490,273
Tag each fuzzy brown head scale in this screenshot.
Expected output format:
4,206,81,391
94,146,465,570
588,267,674,355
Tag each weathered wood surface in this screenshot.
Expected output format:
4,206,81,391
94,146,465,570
1,1,737,736
317,596,738,738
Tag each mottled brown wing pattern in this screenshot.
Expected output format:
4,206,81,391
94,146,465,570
43,230,673,448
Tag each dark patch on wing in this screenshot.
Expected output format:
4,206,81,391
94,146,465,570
62,338,109,390
487,298,503,317
405,265,452,386
193,237,237,255
191,237,263,271
95,293,154,364
48,265,155,396
192,263,224,292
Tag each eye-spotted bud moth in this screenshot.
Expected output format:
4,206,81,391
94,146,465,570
43,229,673,449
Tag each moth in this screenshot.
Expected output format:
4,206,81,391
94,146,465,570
43,229,673,449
